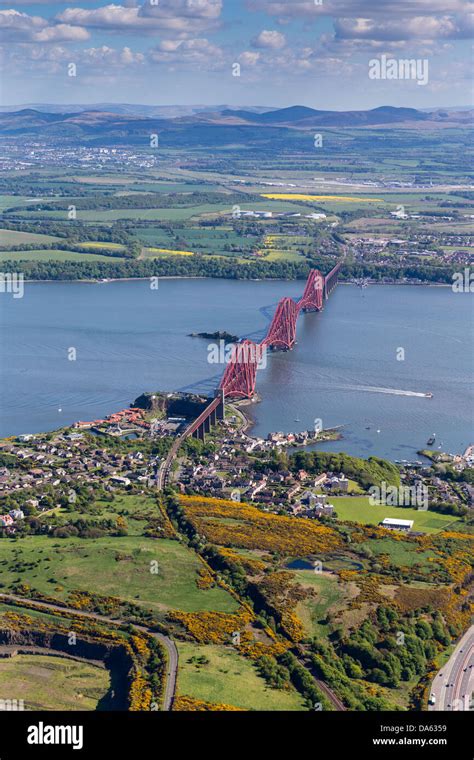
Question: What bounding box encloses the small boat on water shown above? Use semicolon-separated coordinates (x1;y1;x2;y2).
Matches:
427;434;436;445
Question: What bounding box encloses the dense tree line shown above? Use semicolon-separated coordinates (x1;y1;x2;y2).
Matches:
278;650;334;711
290;451;400;489
4;256;314;281
7;191;260;213
0;242;135;258
0;219;134;245
306;606;454;710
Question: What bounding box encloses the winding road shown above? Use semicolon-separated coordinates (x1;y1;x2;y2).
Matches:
0;593;178;711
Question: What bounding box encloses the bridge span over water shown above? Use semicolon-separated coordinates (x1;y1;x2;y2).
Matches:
159;263;341;449
218;262;341;400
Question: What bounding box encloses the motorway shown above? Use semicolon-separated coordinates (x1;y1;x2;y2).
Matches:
429;625;474;711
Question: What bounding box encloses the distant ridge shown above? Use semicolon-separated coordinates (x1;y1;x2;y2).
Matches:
0;104;471;141
0;103;273;118
221;105;430;126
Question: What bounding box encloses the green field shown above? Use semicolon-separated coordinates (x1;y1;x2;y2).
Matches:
0;195;36;211
293;572;345;637
0;601;85;628
263;247;305;262
72;178;217;192
7;200;313;223
7;205;232;222
359;538;436;569
0;535;238;614
331;496;459;533
130;182;220;193
176;642;306;711
0;250;126;262
57;493;166;538
0;654;110;710
134;225;259;253
0;228;61;246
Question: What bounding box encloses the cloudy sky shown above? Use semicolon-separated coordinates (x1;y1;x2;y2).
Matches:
0;0;472;108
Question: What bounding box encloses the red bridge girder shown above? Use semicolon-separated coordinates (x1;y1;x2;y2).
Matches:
324;261;342;299
262;296;300;351
218;265;340;399
298;268;324;312
219;339;262;399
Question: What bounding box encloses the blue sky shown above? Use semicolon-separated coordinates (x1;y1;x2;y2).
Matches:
0;0;472;108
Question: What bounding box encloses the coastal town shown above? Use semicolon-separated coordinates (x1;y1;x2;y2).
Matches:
1;394;472;536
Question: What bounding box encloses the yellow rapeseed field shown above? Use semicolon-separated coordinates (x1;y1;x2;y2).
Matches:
146;247;194;256
80;242;124;249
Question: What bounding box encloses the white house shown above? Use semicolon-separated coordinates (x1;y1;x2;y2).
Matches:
9;509;24;520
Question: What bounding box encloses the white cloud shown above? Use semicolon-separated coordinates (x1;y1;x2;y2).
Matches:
35;23;90;41
1;41;144;74
0;9;89;41
56;6;142;30
248;0;471;18
82;43;144;64
57;0;222;35
238;50;261;66
335;14;474;41
246;1;473;55
149;37;224;67
252;29;286;49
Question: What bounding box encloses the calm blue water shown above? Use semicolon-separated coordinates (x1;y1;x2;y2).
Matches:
0;279;472;460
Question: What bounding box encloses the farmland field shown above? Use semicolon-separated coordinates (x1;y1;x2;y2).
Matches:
141;247;194;258
292;572;346;637
0;228;61;246
134;225;259;253
0;249;126;262
331;497;460;533
0;535;238;614
359;538;437;568
0;654;110;710
176;642;306;711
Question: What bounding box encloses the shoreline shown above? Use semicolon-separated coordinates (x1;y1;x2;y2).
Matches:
21;277;453;288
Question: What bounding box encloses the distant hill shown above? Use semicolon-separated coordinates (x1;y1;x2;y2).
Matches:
221;105;438;127
0;103;273;118
0;105;471;143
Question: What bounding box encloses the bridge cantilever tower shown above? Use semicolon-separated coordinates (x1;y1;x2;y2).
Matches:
262;297;300;351
219;340;263;399
218;263;342;400
299;268;325;312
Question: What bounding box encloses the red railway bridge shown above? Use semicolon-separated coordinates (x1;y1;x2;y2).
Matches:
219;262;341;400
186;391;225;441
169;263;342;444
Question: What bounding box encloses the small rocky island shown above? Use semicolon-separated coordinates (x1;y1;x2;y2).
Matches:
188;330;239;343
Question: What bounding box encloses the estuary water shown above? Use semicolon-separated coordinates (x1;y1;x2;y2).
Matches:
0;279;472;461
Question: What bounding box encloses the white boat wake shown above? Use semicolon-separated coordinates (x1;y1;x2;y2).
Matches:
344;385;432;398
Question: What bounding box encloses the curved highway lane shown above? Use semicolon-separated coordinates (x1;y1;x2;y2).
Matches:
429;626;474;711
